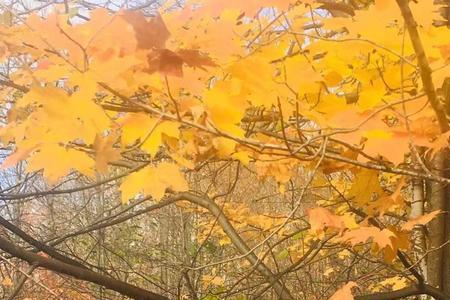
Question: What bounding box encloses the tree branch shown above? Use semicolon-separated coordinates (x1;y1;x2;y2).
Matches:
0;216;86;269
0;236;168;300
178;192;295;300
395;0;449;132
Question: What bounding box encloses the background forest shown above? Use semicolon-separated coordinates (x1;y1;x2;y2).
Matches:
0;0;449;299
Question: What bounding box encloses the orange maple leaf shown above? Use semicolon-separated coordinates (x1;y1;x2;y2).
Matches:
329;281;357;300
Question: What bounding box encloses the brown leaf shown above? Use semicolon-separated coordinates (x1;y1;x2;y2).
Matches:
148;49;184;77
176;49;217;70
121;11;170;50
147;49;217;77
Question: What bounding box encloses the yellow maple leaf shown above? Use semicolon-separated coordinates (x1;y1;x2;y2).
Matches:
375;276;408;292
93;133;122;173
212;137;236;158
203;80;246;137
348;169;385;208
121;113;179;156
120;162;188;204
231;151;251;166
26;145;95;184
357;81;386;111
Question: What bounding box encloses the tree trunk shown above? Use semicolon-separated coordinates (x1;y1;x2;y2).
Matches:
443;152;450;296
411;176;427;285
426;150;449;293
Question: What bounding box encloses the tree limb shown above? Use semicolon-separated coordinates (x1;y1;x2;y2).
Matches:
0;216;87;269
395;0;449;132
0;236;168;300
178;191;295;300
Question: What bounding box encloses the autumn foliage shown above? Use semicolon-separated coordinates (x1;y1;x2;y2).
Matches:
0;0;449;299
